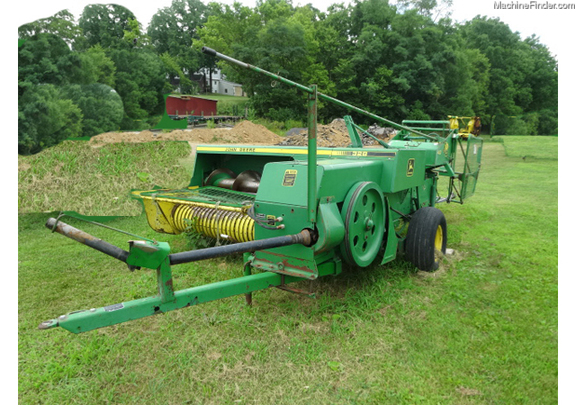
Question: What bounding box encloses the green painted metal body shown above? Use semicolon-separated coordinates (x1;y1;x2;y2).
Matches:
40;48;482;333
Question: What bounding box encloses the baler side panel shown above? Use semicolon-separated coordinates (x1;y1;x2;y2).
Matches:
379;149;428;193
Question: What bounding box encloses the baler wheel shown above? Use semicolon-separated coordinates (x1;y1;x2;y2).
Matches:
405;207;447;271
340;181;385;267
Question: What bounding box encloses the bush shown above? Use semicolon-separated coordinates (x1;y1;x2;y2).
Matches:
536;109;558;135
18;84;83;155
62;83;124;137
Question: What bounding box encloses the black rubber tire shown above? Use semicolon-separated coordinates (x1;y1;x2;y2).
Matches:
405;207;447;272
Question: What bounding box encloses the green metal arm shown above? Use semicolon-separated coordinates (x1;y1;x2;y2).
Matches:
39;270;300;334
40;219;314;333
344;116;391;149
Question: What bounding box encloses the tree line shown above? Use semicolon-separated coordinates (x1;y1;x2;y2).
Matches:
18;0;558;154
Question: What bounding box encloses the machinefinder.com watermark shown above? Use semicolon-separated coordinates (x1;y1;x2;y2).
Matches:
495;1;575;8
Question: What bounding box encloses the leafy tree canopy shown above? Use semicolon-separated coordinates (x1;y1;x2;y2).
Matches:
62;83;124;137
77;4;142;50
18;84;83;154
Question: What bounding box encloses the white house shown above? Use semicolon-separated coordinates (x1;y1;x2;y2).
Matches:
199;68;246;96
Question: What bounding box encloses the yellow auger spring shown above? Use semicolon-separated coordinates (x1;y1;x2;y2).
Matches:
171;204;255;243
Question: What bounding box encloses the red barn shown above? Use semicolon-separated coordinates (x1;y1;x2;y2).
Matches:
165;95;218;117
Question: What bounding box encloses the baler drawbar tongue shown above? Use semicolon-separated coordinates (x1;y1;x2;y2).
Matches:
40;217;313;334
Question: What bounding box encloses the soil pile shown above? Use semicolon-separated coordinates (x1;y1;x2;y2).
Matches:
86;119;396;148
277;119;396;147
364;124;397;145
277;119;351;147
88;120;283;145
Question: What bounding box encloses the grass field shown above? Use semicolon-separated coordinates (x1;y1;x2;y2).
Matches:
18;136;558;404
18;141;194;216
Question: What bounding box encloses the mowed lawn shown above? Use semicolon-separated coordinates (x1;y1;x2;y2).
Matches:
18;137;558;404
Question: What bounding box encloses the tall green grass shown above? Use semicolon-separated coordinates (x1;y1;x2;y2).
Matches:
18;137;557;404
18;141;193;216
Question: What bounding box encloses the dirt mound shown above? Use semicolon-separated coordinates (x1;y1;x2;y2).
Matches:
88;120;283;145
278;119;351;147
277;119;395;147
364;124;396;145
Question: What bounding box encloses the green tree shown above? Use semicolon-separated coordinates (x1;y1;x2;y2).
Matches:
109;49;166;122
249;16;308;120
18;10;82;47
521;35;558;134
460;16;527;134
76;44;117;87
18;33;82;89
62;83;124;137
197;1;261;93
18;84;82;154
77;4;140;50
147;0;210;93
198;0;334;120
159;52;193;92
395;0;453;21
438;47;489;116
18;33;85;153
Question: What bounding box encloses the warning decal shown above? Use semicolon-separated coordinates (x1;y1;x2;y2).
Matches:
407;159;415;177
283;170;297;186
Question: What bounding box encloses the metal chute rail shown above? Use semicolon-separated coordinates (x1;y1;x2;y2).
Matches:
40;48;483;333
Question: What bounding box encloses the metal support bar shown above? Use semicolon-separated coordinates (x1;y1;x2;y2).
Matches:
39;271;301;333
243;261;253;305
46;218;312;268
348;118;391;149
276;275;316;298
343;115;363;148
307;85;318;223
169;229;312;265
45;218;129;263
39;219;315;333
157;260;175;303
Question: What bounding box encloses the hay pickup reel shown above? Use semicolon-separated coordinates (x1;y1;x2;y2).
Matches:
39;47;482;334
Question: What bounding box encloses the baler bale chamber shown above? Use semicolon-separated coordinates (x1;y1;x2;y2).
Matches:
39;47;482;334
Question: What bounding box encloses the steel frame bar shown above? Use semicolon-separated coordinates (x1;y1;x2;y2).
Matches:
39;267;299;334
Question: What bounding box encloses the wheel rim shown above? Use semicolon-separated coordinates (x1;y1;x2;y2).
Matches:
434;225;443;252
341;182;385;267
432;224;445;269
